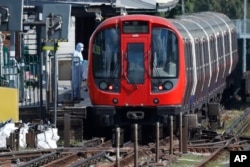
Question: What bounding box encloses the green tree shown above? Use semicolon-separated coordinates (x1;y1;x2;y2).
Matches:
168;0;245;19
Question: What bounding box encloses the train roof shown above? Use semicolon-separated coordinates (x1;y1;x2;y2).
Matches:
94;11;236;40
170;12;236;39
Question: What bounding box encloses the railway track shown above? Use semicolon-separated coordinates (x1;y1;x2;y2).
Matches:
1;107;250;166
194;107;250;167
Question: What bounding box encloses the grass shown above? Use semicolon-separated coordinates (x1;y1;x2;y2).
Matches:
169;151;230;167
169;153;208;167
204;152;229;167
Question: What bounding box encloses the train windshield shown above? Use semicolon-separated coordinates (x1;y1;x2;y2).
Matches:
152;28;178;78
92;28;120;78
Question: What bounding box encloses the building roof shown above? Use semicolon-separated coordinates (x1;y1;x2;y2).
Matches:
24;0;178;12
115;0;178;11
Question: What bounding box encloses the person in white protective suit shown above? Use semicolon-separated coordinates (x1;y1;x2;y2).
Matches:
72;42;84;101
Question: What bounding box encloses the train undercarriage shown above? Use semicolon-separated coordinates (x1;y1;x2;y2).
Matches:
84;101;223;143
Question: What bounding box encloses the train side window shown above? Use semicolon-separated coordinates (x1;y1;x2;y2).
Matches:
187;40;193;69
92;28;120;78
218;35;223;61
232;30;237;50
184;39;192;105
195;39;200;70
225;32;229;53
203;39;208;66
200;39;205;74
210;36;215;71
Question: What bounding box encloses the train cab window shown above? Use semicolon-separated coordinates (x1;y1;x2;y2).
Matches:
92;28;120;78
127;43;144;84
152;28;178;78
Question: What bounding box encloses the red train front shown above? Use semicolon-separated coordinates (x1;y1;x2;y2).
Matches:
86;12;238;139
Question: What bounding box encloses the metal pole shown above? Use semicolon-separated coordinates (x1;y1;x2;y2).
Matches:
36;25;44;120
19;33;25;102
64;113;71;147
155;122;159;163
183;116;188;153
45;50;50;118
35;6;45;121
53;41;58;127
116;127;120;167
10;32;15;58
134;124;138;167
243;0;247;73
170;116;173;155
179;112;183;153
181;0;185;15
0;32;4;77
10;32;16;88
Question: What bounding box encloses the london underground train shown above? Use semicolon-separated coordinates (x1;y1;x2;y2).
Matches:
85;12;238;139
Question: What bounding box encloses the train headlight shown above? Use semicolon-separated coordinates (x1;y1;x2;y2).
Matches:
99;81;114;91
158;85;163;90
99;81;108;90
108;85;113;90
163;81;173;90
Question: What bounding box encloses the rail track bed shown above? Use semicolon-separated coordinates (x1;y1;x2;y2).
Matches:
1;106;250;166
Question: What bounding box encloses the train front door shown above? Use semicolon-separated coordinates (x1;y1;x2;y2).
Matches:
121;37;150;105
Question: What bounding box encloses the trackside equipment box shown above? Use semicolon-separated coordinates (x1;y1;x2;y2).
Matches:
0;87;19;122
